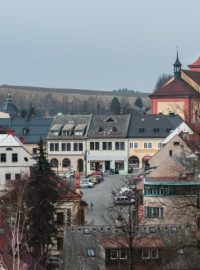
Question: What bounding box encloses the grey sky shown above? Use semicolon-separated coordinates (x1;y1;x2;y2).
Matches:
0;0;199;92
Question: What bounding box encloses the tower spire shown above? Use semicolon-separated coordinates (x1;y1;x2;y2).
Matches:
173;51;182;79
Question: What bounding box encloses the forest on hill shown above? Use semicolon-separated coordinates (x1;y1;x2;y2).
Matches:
0;85;150;117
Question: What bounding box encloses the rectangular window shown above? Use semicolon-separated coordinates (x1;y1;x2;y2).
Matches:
134;143;138;148
50;143;59;151
90;142;94;150
115;142;120;150
5;174;11;180
130;143;133;148
87;249;95;257
95;142;99;150
102;142;106;150
55;143;59;151
142;249;150;259
57;212;64;226
119;250;127;259
62;143;66;151
79;143;83;151
1;154;6;163
15;174;21;180
115;161;124;170
158;142;162;149
67;143;71;151
115;142;125;150
144;143;152;149
108;142;112;150
57;237;63;251
102;142;112;150
111;250;118;260
173;141;180;146
74;143;83;151
74;143;78;151
50;143;54;151
142;249;158;260
151;249;158;259
144;207;164;218
12;153;18;162
90;142;99;150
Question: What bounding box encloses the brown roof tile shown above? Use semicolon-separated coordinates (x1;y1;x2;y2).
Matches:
150;78;199;98
182;69;200;85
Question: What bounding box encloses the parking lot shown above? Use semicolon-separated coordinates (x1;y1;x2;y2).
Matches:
82;174;127;225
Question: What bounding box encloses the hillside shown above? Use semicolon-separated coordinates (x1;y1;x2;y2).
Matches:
0;84;150;117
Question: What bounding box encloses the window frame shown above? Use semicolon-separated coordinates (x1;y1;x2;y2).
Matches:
0;153;6;162
12;153;18;163
119;250;127;260
111;249;118;260
87;249;95;257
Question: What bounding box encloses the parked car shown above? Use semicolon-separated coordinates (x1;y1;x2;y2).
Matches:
114;195;135;205
80;180;94;189
86;176;99;184
59;171;75;179
89;171;103;177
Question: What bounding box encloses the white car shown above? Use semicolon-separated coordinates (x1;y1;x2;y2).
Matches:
59;171;75;179
80;180;94;188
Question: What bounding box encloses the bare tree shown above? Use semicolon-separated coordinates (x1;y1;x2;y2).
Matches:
0;179;29;270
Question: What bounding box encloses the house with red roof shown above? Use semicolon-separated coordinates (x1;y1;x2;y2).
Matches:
150;54;200;124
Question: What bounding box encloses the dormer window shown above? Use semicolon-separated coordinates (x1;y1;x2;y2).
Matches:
167;128;172;133
153;128;160;133
74;124;87;136
62;124;75;136
23;127;29;135
50;124;62;136
139;128;145;133
105;117;114;122
112;126;118;132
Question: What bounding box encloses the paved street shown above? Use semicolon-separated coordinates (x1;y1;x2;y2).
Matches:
81;174;127;225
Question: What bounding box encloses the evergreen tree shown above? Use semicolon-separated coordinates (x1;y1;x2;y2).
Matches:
110;97;121;114
134;97;143;109
154;73;173;91
25;138;59;265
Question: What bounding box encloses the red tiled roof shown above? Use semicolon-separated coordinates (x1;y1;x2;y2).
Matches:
101;235;164;249
57;180;82;201
150;78;199;98
134;235;164;248
188;57;200;68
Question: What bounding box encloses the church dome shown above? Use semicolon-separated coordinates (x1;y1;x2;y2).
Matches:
2;93;18;117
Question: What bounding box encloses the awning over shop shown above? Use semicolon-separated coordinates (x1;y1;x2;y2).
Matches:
142;155;152;161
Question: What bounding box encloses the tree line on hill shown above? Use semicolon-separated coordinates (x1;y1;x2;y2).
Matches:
0;91;150;118
0;74;172;118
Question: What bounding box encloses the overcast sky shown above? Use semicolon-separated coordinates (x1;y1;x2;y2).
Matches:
0;0;199;93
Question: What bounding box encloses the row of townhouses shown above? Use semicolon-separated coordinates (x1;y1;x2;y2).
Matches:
0;113;188;180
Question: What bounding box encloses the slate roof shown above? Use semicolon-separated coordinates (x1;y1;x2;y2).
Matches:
63;225;198;270
149;77;199;98
182;69;200;86
0;118;53;144
48;115;92;139
87;115;131;138
63;226;107;270
128;114;183;138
